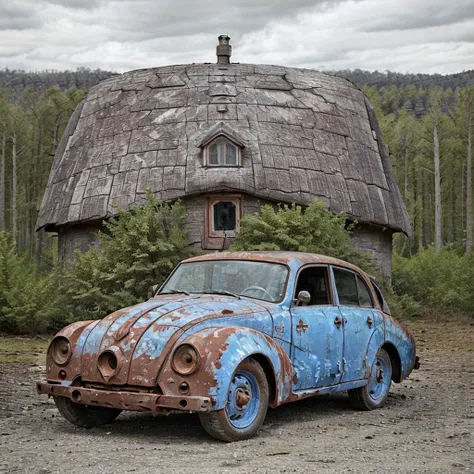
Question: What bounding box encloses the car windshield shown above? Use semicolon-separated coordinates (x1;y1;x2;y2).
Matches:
160;260;289;303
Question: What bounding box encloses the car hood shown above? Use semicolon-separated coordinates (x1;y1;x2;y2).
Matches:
79;294;273;386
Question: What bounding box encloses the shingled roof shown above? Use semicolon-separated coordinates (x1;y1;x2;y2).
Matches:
37;50;411;235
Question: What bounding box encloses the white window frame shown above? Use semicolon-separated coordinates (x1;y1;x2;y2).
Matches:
204;136;241;167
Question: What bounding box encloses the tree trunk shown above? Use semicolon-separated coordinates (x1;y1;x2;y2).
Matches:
0;130;5;231
466;113;473;254
11;133;17;242
404;140;408;199
433;122;442;251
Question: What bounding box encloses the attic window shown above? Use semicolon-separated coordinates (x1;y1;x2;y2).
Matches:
205;137;241;167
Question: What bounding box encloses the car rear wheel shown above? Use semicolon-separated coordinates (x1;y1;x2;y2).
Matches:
54;396;122;428
348;348;392;410
199;358;269;442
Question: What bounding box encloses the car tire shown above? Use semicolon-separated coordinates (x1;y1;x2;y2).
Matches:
54;396;122;428
348;348;392;410
199;358;269;442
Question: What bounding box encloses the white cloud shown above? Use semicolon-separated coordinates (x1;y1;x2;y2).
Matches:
0;0;472;74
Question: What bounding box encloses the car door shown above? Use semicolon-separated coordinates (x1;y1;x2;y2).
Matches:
290;265;344;391
332;267;381;382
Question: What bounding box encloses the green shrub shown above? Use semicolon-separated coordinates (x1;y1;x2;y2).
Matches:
382;289;422;320
392;247;474;317
232;201;373;272
64;191;197;321
0;232;62;334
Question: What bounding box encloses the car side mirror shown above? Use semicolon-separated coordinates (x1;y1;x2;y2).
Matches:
152;284;159;296
296;290;311;306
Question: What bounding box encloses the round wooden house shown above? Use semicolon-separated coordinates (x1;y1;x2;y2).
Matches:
36;36;410;279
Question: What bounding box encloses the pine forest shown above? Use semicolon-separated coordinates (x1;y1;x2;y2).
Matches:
0;68;473;333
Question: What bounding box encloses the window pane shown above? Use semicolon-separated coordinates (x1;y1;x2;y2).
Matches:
209;144;219;164
213;201;236;231
160;260;288;302
225;143;237;165
356;276;373;307
334;269;359;306
295;267;330;305
371;279;388;312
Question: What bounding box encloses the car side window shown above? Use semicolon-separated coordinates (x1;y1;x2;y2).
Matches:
333;268;359;306
371;279;389;312
295;266;330;305
356;275;374;308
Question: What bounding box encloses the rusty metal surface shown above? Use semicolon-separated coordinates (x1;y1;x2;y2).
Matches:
36;382;211;413
38;251;417;427
182;251;366;275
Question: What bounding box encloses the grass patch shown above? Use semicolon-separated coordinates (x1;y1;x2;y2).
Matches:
0;336;50;363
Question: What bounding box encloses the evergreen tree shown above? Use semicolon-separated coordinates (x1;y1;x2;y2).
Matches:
64;191;197;320
232;202;372;272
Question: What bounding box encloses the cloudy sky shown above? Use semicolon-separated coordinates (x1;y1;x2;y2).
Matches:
1;0;473;74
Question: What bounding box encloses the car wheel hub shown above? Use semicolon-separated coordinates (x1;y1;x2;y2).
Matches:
368;357;391;402
226;370;260;429
235;387;251;409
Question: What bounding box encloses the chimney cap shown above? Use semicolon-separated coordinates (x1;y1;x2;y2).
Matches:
216;35;232;64
218;34;231;44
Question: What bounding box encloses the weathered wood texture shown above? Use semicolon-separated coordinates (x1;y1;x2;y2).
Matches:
57;194;394;281
351;224;393;282
36;63;411;235
57;222;101;263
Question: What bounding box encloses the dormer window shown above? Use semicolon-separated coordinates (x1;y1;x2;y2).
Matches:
206;137;240;167
198;123;245;168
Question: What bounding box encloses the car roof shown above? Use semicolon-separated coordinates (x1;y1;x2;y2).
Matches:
182;251;367;275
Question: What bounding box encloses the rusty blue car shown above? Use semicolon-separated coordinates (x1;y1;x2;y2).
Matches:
37;252;418;441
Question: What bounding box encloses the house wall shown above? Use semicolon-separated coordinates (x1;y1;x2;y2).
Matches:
57;195;393;281
58;223;101;263
351;224;393;282
182;193;274;250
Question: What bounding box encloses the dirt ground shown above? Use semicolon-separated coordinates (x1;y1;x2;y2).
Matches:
0;317;472;474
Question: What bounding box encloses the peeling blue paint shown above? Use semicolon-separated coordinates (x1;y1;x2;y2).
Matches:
207;328;286;410
290;306;343;390
384;316;416;378
132;326;180;360
59;253;416;415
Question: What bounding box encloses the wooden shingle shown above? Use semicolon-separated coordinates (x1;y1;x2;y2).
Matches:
36;63;411;236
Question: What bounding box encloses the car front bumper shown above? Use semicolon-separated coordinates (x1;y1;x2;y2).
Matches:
36;382;212;414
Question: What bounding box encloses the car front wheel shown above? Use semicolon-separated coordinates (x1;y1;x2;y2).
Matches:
199;358;269;442
348;348;392;410
54;396;122;428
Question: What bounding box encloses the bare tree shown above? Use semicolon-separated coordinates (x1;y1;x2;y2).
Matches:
10;131;27;244
453;87;474;254
467;112;473;254
0;92;7;232
429;89;444;251
0;129;5;232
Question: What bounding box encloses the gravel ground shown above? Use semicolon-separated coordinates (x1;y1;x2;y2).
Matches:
0;317;472;474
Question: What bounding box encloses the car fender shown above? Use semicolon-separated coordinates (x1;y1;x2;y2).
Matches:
46;319;98;383
365;326;385;378
384;316;417;380
161;326;293;410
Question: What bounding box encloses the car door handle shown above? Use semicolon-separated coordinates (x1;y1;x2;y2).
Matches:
296;319;309;334
367;316;373;328
334;317;342;328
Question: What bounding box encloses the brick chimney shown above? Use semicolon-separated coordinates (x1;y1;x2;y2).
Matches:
216;35;231;65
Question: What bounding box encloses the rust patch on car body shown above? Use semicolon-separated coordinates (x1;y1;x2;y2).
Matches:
38;251;417;434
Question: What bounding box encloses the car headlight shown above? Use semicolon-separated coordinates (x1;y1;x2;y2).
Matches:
50;336;72;366
172;344;200;375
